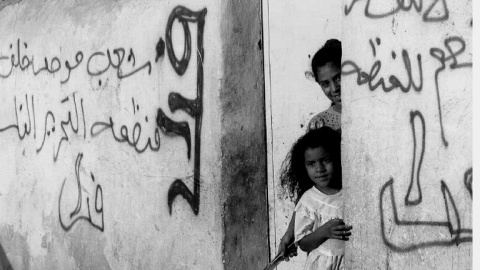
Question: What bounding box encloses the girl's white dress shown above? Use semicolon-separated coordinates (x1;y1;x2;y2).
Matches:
294;187;344;270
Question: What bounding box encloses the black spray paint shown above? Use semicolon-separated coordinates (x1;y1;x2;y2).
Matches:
156;6;207;215
379;111;472;252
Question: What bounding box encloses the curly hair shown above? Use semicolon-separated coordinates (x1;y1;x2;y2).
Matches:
311;39;342;82
280;127;341;203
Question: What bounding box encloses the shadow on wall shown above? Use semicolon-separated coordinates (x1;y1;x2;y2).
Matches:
0;0;22;13
0;243;12;270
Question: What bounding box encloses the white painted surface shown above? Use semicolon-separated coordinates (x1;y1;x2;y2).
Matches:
265;0;472;269
342;0;472;269
263;0;343;269
0;1;224;269
472;2;480;270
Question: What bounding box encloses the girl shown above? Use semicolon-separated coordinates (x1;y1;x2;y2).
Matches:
281;127;351;269
308;39;342;132
277;39;344;260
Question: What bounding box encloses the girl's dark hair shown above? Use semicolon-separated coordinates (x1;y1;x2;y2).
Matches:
280;127;341;202
311;39;342;82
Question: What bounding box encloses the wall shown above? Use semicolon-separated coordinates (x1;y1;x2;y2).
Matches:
262;0;343;269
220;0;269;269
342;0;472;269
0;0;267;269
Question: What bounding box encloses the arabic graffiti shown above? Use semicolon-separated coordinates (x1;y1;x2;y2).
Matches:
90;114;161;154
0;93;87;162
342;0;471;256
158;6;207;215
404;111;425;206
0;5;209;235
59;153;104;232
86;48;151;79
0;39;151;84
429;37;472;147
379;111;472;252
342;36;471;147
344;0;449;22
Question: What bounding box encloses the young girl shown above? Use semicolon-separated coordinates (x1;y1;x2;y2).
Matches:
280;127;351;270
308;39;342;132
276;39;344;261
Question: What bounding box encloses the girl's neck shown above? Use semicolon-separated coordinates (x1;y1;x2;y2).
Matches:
314;185;340;195
332;103;342;113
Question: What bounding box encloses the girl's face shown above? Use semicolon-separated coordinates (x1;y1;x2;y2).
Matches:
315;62;341;106
304;146;337;193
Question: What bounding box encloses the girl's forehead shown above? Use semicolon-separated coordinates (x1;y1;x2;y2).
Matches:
304;146;331;159
316;62;340;78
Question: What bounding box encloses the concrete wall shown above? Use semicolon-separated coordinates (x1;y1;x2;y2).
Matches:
0;0;267;269
220;1;269;269
342;0;472;269
262;0;343;269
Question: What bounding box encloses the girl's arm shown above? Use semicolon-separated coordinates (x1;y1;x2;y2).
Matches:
276;212;298;260
298;219;352;253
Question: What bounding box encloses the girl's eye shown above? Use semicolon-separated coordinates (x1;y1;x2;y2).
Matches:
320;82;329;88
323;158;331;163
335;76;341;82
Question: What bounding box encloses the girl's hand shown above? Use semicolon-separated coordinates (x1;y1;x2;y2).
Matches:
276;234;298;261
308;117;324;130
297;218;353;252
322;219;352;241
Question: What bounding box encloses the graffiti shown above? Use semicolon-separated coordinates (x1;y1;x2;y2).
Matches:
369;37;381;57
0;95;35;140
91;117;161;154
0;39;151;84
59;153;104;232
429;37;472;147
344;0;449;22
0;93;87;161
61;51;84;84
58;94;86;150
86;48;151;79
342;36;471;147
156;108;190;157
403;111;425;206
42;93;86;161
0;5;209;237
464;168;472;196
158;6;207;215
342;37;423;93
155;38;166;62
379;110;472;252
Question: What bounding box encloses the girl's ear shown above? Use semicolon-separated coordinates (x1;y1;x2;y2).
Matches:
305;71;316;82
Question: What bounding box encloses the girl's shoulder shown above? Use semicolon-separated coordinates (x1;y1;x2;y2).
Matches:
308;107;341;131
296;187;343;211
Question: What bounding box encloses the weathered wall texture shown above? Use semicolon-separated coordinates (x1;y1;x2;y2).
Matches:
0;0;267;269
220;0;269;269
342;0;472;269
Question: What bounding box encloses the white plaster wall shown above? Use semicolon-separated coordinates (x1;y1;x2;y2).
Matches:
263;0;342;269
342;0;472;269
0;1;224;269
